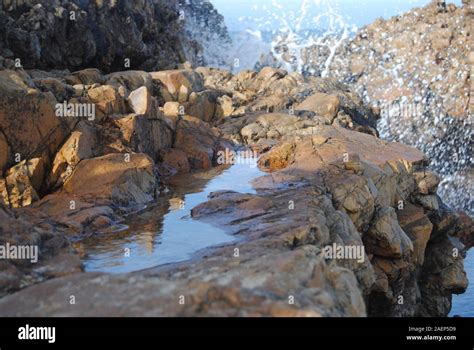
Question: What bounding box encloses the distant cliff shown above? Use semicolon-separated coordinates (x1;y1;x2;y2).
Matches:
0;0;231;72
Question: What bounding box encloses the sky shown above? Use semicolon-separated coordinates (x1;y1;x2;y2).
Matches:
210;0;463;31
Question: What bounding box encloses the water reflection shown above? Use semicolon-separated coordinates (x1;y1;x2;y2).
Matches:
79;158;264;273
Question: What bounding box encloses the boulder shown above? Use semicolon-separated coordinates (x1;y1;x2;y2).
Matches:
174;116;221;170
413;171;440;195
115;115;173;162
215;95;234;119
397;203;433;265
87;85;126;117
151;70;203;101
63;153;157;207
187;90;219;122
65;69;105;86
127;86;151;115
106;71;153;93
0;178;10;207
364;207;413;259
48;122;98;189
295;93;340;124
0;70;71;174
160;149;191;174
33;78;75;102
5;158;45;208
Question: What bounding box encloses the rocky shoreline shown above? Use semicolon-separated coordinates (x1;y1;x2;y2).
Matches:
0;0;472;317
0;61;471;316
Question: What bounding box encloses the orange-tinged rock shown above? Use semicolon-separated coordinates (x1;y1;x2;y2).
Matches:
63;153;157;207
151;69;203;101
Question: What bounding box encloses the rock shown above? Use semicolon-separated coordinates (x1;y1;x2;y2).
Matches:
415;194;440;211
162;102;182;131
65;69;104;86
258;141;296;172
160;149;191;175
151;70;204;101
325;0;472;214
364;207;413;258
63;153;157;207
215;95;234;119
115;115;173;162
396;203;433;265
174;116;222;170
106;71;153;93
178;85;190;103
163;102;182;118
418;236;468;316
48;122;97;189
127;86;151;115
0;1;229;72
187;90;220;122
0;178;10;207
451;212;474;250
0;131;9;173
87;85;126;117
413;171;441;194
33;78;75;102
5;158;45;208
295;93;341;124
0;70;71;176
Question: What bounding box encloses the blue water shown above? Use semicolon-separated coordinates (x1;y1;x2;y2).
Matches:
450;250;473;317
80;158;264;273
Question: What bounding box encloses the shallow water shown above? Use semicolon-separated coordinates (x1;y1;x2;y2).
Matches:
79;158;264;274
450;250;473;317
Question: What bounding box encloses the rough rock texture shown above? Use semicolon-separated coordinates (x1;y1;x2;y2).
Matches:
0;124;469;317
0;0;229;72
0;35;471;316
322;0;473;215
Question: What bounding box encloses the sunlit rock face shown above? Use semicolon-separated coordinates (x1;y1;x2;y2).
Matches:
322;1;473;215
213;0;472;215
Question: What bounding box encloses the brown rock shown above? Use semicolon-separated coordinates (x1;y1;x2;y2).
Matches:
115;115;173;162
160;149;191;175
174;116;221;170
151;70;203;101
87;85;126;117
48;122;97;189
0;178;10;207
0;131;9;173
63;153;157;207
187;90;219;122
0;70;71;175
106;71;153;93
295;93;340;123
364;207;413;258
5;158;45;208
397;203;433;265
215;95;234;119
413;171;440;194
66;69;104;86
